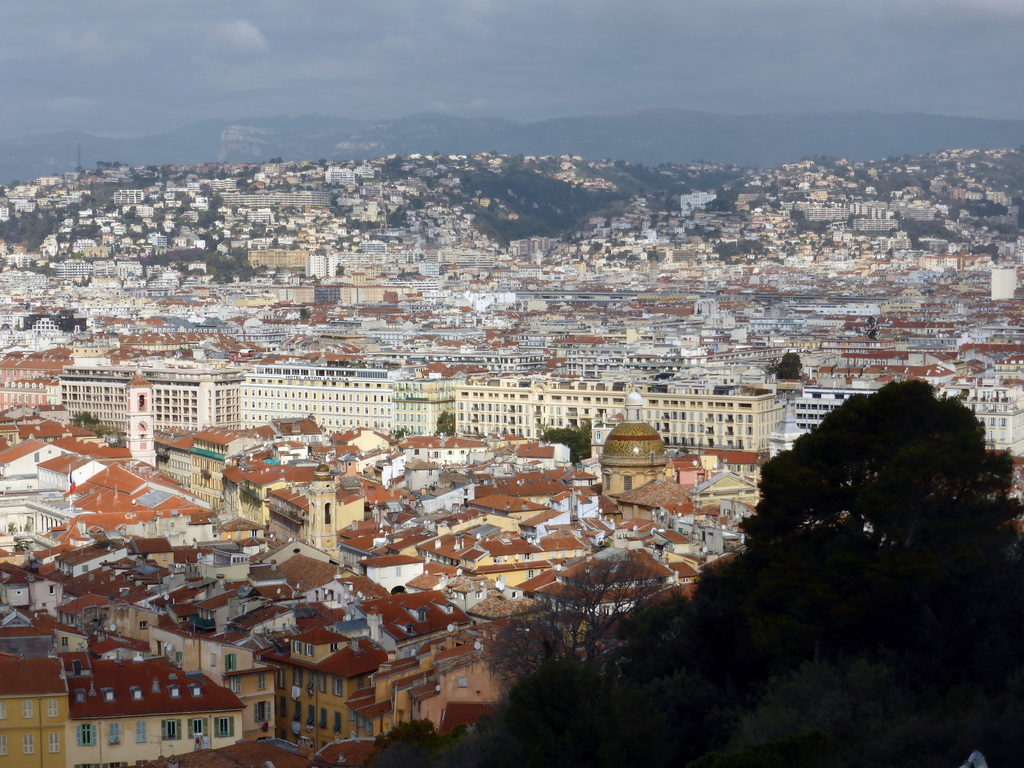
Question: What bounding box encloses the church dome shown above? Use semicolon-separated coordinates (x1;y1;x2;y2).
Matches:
602;420;666;459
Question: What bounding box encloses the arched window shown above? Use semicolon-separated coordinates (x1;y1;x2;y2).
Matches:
323;502;332;526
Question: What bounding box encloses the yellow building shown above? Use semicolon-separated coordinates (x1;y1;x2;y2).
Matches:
0;658;67;768
146;630;277;742
247;248;309;271
456;376;782;451
65;657;245;767
190;429;257;511
261;629;388;750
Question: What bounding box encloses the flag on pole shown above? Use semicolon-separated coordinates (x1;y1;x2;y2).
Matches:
68;469;76;494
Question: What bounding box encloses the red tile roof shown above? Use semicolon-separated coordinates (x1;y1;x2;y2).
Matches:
65;658;244;718
0;657;64;695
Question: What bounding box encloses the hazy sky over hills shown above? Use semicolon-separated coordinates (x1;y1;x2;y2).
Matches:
5;0;1024;140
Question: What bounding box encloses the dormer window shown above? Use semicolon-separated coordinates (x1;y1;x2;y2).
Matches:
74;689;86;703
168;685;180;698
130;687;143;700
189;684;201;697
102;688;114;702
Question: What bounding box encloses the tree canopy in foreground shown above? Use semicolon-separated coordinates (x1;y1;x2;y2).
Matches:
373;382;1024;768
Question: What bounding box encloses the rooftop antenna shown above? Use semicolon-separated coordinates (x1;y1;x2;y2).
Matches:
76;143;82;172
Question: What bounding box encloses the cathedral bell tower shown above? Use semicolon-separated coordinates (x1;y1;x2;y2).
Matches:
126;371;157;467
306;463;337;552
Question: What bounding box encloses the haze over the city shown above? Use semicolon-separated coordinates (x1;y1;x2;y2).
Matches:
5;0;1024;140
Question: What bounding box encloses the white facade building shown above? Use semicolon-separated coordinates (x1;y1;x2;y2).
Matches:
242;363;398;432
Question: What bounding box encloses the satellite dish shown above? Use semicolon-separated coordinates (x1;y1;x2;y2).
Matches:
473;640;482;651
435;684;441;692
446;623;455;633
108;624;116;633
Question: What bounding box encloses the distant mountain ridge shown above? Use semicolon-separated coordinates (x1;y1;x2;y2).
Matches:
4;109;1024;183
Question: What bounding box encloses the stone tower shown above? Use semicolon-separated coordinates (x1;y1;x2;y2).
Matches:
306;463;337;552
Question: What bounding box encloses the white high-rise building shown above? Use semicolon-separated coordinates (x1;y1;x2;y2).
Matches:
992;268;1017;301
306;251;340;280
325;166;357;185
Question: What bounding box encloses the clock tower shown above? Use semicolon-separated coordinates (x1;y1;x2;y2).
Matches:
126;370;156;467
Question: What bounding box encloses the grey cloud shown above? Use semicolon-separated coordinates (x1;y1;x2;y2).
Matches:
213;20;271;55
1;0;1024;141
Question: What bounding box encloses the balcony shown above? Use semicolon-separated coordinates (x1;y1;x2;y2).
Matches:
190;615;216;631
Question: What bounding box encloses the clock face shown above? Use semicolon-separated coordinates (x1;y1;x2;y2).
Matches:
139;421;148;433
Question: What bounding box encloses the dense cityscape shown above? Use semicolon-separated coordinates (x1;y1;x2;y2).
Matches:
0;144;1020;767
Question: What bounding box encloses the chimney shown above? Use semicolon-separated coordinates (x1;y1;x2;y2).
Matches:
366;611;382;642
152;677;160;694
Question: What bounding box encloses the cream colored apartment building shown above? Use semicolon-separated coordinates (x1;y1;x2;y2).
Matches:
455;377;783;452
60;363;245;431
242;362;397;432
392;376;459;436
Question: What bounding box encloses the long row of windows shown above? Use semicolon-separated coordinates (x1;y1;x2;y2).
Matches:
0;731;62;755
0;699;61;718
75;717;236;746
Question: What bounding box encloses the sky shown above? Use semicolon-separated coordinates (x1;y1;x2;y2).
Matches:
4;0;1024;140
